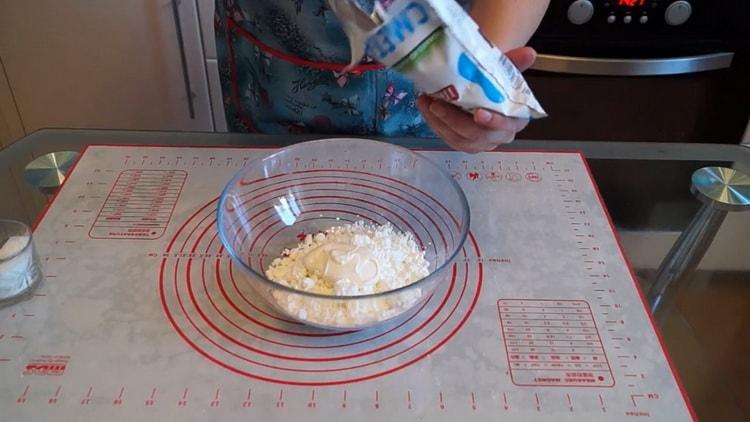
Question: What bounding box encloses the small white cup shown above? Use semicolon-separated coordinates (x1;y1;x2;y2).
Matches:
0;219;42;307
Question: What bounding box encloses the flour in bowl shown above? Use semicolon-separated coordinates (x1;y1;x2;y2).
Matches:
265;221;430;328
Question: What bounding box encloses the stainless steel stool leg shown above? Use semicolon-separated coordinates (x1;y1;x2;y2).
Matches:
647;167;750;319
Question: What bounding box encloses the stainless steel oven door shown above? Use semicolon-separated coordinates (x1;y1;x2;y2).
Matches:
532;52;733;76
522;53;750;143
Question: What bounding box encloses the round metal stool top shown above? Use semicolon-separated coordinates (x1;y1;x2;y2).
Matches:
691;167;750;212
24;151;80;192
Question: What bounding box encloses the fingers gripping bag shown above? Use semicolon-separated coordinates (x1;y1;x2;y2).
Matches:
328;0;547;120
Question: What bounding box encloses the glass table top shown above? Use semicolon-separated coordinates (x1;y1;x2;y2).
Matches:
2;129;749;421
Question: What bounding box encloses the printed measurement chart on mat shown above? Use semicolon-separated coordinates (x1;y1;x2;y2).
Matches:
0;145;694;421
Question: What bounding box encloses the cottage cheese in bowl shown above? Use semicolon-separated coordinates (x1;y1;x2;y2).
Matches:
266;221;430;327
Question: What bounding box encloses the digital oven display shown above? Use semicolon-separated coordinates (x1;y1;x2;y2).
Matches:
617;0;647;7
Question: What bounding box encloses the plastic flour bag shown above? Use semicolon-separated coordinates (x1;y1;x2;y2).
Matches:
328;0;547;119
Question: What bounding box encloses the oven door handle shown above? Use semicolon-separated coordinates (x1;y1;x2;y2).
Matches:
530;52;734;76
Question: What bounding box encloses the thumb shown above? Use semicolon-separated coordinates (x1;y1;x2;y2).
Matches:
504;47;537;72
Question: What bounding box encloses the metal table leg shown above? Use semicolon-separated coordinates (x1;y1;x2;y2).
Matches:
23;151;80;200
648;167;750;319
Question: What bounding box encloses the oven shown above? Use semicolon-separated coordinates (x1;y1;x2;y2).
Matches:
524;0;750;143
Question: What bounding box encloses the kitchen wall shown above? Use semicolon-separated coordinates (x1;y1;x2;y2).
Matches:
0;58;24;147
0;0;226;146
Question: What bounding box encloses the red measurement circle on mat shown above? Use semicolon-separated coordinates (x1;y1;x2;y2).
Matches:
158;170;483;386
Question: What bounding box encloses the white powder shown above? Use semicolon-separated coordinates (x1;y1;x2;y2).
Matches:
0;235;34;300
0;236;28;260
265;221;430;328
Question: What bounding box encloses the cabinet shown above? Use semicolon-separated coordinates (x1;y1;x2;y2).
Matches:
196;0;227;132
0;59;24;146
0;0;217;138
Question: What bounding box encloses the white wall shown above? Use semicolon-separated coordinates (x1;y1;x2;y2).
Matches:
0;0;214;135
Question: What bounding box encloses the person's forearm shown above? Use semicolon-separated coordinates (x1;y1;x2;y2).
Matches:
471;0;550;51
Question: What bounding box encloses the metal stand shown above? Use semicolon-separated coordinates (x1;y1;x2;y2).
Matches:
648;167;750;319
23;151;80;199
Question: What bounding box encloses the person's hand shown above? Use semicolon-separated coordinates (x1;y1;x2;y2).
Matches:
416;47;537;153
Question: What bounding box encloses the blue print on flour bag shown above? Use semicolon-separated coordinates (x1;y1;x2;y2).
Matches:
330;0;547;119
365;1;433;60
457;53;504;104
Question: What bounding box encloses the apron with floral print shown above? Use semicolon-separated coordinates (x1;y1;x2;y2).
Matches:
215;0;469;137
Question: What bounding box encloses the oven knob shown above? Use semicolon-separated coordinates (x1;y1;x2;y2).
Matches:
568;0;594;25
665;1;692;26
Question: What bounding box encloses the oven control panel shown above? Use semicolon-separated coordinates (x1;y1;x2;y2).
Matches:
566;1;694;26
528;0;750;53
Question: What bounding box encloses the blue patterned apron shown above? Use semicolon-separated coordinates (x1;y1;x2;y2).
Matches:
215;0;468;137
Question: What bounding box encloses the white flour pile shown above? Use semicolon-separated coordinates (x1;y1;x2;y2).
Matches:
265;221;429;328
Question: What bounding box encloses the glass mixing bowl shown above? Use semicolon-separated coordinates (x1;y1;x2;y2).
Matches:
217;138;469;330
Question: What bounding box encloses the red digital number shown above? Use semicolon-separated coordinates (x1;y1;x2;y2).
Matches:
618;0;646;6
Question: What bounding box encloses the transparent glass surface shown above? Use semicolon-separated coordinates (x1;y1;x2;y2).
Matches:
3;129;750;420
